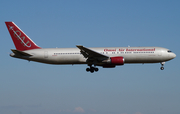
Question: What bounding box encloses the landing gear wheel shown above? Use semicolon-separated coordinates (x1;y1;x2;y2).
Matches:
160;67;164;70
90;68;94;73
94;68;99;72
86;68;90;72
86;64;99;73
160;62;165;70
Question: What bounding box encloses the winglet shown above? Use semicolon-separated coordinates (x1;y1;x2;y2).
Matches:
5;22;41;51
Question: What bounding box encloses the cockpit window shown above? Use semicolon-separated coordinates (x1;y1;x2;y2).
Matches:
167;50;172;52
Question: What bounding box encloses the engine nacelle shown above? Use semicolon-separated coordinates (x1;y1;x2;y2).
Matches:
102;56;124;68
110;56;124;65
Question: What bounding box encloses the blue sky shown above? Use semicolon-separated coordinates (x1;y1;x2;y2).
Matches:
0;0;180;114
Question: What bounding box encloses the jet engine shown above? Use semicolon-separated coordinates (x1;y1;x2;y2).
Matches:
110;56;124;65
102;56;124;68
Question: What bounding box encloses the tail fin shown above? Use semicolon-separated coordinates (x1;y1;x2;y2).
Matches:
5;22;41;51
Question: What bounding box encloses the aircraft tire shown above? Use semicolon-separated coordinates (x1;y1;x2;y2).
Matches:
90;69;94;73
94;68;99;72
86;68;90;72
160;67;164;70
90;67;94;73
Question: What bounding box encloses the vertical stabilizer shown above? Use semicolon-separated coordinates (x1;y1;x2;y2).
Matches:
5;22;41;51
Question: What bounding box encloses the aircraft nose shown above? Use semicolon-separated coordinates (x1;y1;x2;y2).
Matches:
167;52;176;60
172;53;176;58
170;53;176;59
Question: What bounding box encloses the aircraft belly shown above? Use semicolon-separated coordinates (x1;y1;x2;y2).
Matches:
46;55;86;64
57;56;81;64
124;54;162;63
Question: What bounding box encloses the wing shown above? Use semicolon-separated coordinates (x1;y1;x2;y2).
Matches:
76;45;109;59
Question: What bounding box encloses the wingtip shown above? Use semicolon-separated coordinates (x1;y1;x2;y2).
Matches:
76;45;83;47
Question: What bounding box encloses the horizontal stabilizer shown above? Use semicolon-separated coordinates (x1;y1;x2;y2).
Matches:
11;49;32;56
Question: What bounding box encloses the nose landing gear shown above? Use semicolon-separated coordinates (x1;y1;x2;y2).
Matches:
160;67;164;70
86;65;99;73
160;62;165;70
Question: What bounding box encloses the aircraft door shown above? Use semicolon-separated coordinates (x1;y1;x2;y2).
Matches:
44;51;48;58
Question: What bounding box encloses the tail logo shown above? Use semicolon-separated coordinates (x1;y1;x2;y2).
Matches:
8;25;31;48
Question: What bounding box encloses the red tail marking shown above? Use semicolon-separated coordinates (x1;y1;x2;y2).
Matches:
5;22;41;51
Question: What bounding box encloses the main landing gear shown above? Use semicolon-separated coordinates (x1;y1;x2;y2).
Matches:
160;62;165;70
86;65;99;73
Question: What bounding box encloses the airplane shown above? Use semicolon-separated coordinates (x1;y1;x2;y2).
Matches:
5;22;176;73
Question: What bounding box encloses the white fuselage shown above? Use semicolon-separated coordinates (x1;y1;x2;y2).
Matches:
11;47;176;66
